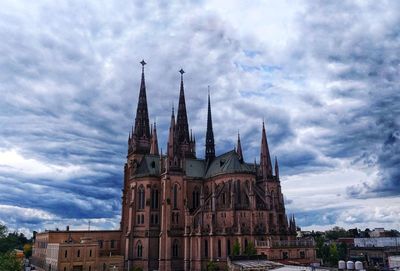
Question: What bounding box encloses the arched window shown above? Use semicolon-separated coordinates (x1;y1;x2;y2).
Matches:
218;239;222;258
151;187;159;209
236;181;241;204
137;241;143;258
138;185;145;209
77;249;80;257
192;186;200;209
172;239;179;258
173;184;178;209
227;239;231;256
64;250;67;258
204;239;209;258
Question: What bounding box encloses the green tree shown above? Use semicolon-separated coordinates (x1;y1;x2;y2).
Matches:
328;243;339;266
0;251;22;271
23;243;32;258
337;242;347;261
207;260;218;271
232;240;240;256
244;241;256;256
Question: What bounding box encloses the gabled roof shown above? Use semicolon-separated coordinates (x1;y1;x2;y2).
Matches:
185;158;206;178
135;155;160;177
205;150;255;178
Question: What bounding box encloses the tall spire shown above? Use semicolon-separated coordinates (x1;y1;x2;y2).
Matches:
275;156;279;180
260;121;273;178
167;106;176;158
131;60;151;154
205;87;215;161
176;69;190;144
236;131;243;162
150;122;159;155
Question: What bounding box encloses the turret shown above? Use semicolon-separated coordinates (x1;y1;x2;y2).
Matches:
260;121;273;179
205;88;215;162
150;122;159;155
237;132;243;162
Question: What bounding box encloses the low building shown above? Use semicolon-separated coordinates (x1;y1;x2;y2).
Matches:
31;228;124;271
389;255;400;270
349;237;400;268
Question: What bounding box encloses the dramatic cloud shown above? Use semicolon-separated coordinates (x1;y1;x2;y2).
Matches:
0;0;399;235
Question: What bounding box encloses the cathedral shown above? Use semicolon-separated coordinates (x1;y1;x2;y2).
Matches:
31;60;315;271
120;61;316;271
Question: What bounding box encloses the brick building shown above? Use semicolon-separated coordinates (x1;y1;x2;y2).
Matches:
32;61;316;271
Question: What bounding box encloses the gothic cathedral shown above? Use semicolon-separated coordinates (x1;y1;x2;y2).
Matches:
120;61;315;271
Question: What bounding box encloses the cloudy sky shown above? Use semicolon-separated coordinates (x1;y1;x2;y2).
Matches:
1;0;399;236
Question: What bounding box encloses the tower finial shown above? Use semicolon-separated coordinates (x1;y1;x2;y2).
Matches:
140;59;146;72
179;68;185;80
260;121;272;178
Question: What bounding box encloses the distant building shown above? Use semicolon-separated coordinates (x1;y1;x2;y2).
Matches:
32;61;316;271
349;237;400;268
31;229;123;271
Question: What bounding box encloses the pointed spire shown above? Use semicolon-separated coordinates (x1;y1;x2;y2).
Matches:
275;156;279;180
236;131;243;162
205;87;215;161
176;69;190;144
260;121;273;179
131;60;151;154
150;122;159;155
167;105;176;158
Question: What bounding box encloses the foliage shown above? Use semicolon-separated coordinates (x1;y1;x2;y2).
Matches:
0;251;22;271
232;240;240;256
23;243;32;258
244;241;256;256
207;260;218;271
0;222;31;256
328;243;339;266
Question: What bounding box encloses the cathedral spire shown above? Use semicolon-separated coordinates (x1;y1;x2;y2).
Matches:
275;156;279;180
150;122;159;155
205;87;215;161
176;69;190;144
167;106;176;158
260;121;273;179
236;131;243;162
131;60;151;154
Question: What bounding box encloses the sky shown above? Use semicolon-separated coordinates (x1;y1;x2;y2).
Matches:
0;0;399;237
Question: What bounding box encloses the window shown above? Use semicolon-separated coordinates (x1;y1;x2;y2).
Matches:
89;267;91;271
218;239;222;258
192;187;200;209
283;251;289;259
99;240;103;248
204;240;208;258
103;263;106;271
89;249;92;257
141;214;144;224
111;240;115;249
77;249;80;258
64;250;67;258
227;240;231;256
173;184;178;209
300;251;305;259
172;239;179;258
64;268;66;271
137;241;143;258
138;186;145;209
151;188;159;209
137;215;140;224
222;192;226;205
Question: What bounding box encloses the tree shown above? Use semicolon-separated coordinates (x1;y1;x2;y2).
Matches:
328;243;339;266
0;251;22;271
244;241;256;256
23;243;32;258
232;240;240;256
207;261;218;271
